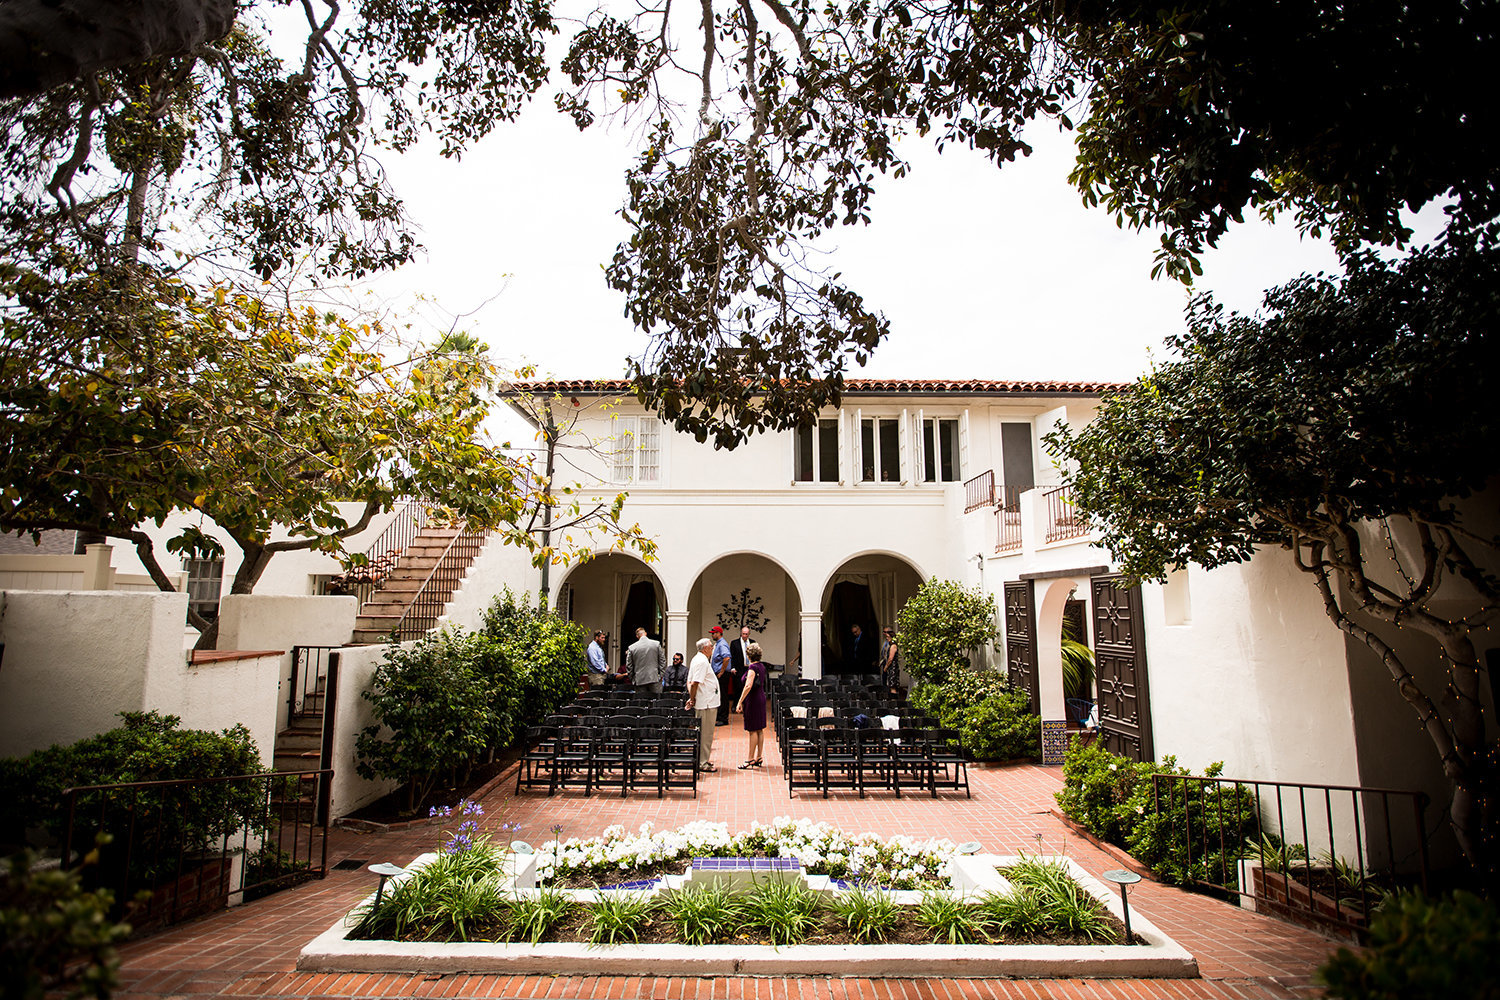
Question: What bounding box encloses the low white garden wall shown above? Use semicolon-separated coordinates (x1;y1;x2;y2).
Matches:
299;854;1197;979
0;591;277;763
327;641;400;818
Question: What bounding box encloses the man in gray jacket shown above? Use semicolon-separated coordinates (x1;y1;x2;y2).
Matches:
625;626;665;695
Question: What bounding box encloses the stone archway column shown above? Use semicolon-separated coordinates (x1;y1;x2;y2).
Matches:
665;610;691;665
799;611;823;680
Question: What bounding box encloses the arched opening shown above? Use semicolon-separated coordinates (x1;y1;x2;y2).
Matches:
820;554;923;676
685;553;801;668
557;553;665;672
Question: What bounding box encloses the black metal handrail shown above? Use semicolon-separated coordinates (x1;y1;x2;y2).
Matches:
326;500;432;607
61;768;332;931
1151;772;1429;938
389;522;485;642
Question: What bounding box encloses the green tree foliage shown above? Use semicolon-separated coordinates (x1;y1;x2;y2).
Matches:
480;587;590;722
355;630;504;815
1318;890;1500;1000
1046;230;1500;872
895;578;997;684
6;2;1490;444
0;275;647;648
0;849;132;1000
357;595;585;813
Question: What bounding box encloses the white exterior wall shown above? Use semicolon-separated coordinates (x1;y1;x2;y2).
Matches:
1138;552;1360;786
0;591;277;765
327;642;400;817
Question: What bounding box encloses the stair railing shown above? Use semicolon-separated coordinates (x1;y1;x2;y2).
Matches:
388;522;488;643
286;645;341;729
326;500;432;608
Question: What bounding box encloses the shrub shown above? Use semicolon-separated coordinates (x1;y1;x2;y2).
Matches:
0;712;265;869
355;630;498;814
1318;891;1500;1000
1;849;132;1000
911;670;1038;762
742;878;824;945
481;588;589;727
895;579;997;684
1055;741;1258;888
960;691;1041;762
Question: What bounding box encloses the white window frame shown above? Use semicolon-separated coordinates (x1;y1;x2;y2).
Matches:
792;417;841;483
858;414;904;483
919;414;965;483
610;415;662;484
185;556;225;622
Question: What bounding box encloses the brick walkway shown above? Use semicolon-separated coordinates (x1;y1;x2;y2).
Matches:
114;727;1340;999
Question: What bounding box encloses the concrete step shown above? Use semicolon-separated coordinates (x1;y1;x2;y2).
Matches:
276;731;323;753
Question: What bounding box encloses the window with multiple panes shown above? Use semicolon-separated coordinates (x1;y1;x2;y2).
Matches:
185;556;224;622
921;417;962;482
611;416;661;483
860;417;901;482
794;419;840;482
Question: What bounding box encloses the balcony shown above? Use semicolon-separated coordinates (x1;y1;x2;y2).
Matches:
1042;484;1090;543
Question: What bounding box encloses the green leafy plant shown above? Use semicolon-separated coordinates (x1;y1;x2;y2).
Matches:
911;671;1039;762
585;893;657;946
0;848;133;1000
0;712;266;887
979;887;1048;938
481;588;590;727
661;881;742;946
914;892;988;944
1056;742;1258;889
508;888;574;946
351;845;507;942
355;629;502;814
1003;857;1115;943
827;885;902;943
741;878;824;946
1318;891;1500;1000
895;579;998;684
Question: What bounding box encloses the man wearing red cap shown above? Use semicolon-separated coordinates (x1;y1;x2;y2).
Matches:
709;626;733;726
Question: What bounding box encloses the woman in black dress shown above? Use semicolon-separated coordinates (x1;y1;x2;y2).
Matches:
736;642;769;768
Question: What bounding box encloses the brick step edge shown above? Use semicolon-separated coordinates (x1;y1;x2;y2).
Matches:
1048;808;1155;881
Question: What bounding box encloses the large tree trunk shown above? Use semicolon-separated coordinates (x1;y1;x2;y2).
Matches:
0;0;236;99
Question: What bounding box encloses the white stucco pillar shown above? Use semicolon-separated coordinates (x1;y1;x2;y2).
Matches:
665;610;690;664
82;544;114;590
799;611;823;680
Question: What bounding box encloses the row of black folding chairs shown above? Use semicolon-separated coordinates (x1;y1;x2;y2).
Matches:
773;705;933;748
575;691;686;710
516;716;701;799
783;725;970;799
548;704;694;725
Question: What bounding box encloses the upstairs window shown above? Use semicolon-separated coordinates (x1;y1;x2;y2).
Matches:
922;417;962;482
860;417;901;482
612;416;661;483
794;419;839;482
185;556;224;622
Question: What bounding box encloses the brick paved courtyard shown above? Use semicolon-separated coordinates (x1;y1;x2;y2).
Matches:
112;727;1341;999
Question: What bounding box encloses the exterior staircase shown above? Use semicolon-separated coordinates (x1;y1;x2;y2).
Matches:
271;672;328;823
349;524;487;644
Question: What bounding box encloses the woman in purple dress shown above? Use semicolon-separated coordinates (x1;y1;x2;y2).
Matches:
735;642;769;768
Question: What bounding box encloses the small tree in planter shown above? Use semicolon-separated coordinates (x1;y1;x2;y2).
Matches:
896;579;998;684
355;630;500;815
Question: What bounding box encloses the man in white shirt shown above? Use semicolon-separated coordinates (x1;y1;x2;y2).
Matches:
685;637;721;772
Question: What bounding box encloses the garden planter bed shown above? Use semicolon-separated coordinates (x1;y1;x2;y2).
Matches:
299;853;1198;978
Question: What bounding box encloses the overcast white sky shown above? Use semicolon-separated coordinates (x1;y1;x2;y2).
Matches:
345;14;1443;389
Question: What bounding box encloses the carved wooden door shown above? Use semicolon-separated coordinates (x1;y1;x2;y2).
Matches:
1003;580;1038;714
1091;575;1154;762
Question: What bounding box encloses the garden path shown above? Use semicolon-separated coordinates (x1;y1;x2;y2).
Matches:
113;726;1339;999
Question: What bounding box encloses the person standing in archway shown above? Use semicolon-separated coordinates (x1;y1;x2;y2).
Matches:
736;642;769;768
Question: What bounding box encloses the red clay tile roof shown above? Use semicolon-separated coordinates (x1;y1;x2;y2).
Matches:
519;378;1124;396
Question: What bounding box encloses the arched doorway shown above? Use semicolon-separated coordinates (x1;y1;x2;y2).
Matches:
820;554;923;676
557;553;666;672
685;553;801;668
